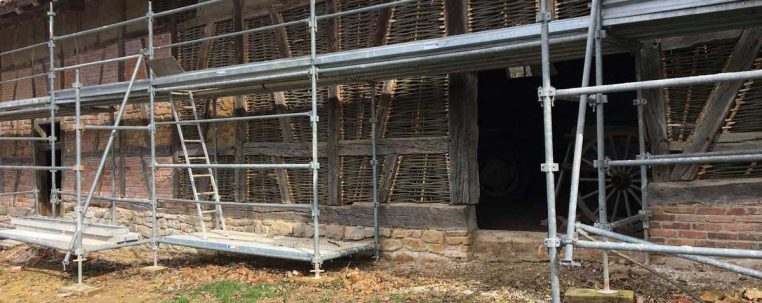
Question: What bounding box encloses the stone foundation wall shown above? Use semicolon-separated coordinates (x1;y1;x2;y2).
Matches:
59;204;473;261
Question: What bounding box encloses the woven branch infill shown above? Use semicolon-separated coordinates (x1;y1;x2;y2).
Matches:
469;0;537;33
387;0;445;45
208;19;238;68
177;25;204;71
246;16;279;63
245;93;283;143
245;155;282;203
286;157;328;204
723;54;762;133
340;82;379;141
388;153;451;203
555;0;589;20
286;88;329;143
281;4;329;57
384;75;449;138
341;155;384;205
662;38;737;142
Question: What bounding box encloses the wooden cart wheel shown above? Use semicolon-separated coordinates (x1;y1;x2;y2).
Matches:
574;131;643;226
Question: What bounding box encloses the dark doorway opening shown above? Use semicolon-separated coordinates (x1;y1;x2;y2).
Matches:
35;122;61;216
476;54;638;231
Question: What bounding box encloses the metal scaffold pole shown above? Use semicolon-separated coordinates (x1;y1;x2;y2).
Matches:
562;0;602;264
592;7;610;291
370;82;380;259
537;0;561;301
74;69;84;287
308;0;323;278
147;1;159;267
633;60;651;266
47;1;58;218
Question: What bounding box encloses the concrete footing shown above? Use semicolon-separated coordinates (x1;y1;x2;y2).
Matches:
564;288;635;303
58;284;102;297
140;265;168;273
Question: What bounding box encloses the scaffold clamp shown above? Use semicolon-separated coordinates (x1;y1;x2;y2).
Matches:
544;237;561;248
633;98;647;106
540;163;559;172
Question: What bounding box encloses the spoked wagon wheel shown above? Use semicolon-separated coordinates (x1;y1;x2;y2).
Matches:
574;130;643;227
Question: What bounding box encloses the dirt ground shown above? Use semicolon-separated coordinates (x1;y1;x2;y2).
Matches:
0;244;759;303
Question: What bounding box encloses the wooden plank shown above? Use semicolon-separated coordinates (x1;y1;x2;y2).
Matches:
649;177;762;205
378;153;399;204
325;0;341;206
445;0;479;205
636;41;670;181
221;202;472;231
670;28;762;181
228;137;449;158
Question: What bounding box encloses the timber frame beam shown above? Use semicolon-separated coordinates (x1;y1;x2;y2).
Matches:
670;28;762;180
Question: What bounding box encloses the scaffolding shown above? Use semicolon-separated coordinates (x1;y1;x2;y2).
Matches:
537;0;762;302
0;0;758;297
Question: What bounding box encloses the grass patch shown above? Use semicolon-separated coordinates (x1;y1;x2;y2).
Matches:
165;280;280;303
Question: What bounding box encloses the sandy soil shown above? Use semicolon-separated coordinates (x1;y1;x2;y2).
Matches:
0;244;759;303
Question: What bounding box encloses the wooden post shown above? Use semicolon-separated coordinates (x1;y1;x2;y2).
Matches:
445;0;479;205
232;0;244;64
636;41;670;181
326;0;342;206
671;28;762;180
269;6;297;204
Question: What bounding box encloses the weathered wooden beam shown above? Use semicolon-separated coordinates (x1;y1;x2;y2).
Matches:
649;177;762;206
445;0;479;205
670;28;762;181
324;0;342;206
636;41;670;181
196;22;216;70
232;0;245;65
234;96;246;203
268;6;296;205
206;137;450;158
218;202;472;231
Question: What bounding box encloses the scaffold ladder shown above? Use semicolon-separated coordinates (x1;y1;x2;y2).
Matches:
169;91;227;239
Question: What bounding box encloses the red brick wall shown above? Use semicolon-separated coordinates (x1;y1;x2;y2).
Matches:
650;204;762;250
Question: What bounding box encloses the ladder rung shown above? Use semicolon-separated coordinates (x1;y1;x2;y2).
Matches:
183;139;203;143
200;210;217;214
193;174;212;178
198;192;216;195
187;156;207;160
182;106;196;109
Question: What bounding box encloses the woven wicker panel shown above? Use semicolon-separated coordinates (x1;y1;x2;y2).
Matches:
555;0;589;19
386;0;445;45
281;4;329;57
286;88;329;143
341;156;384;204
663;39;736;142
723;53;762;133
469;0;537;33
337;0;382;50
245;155;283;203
215;155;236;201
388;153;451;203
207;19;237;68
286;157;327;204
177;25;204;71
340;82;379;140
699;162;762;180
384;75;449;138
246;16;279;63
697;51;762;179
245;93;283;143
